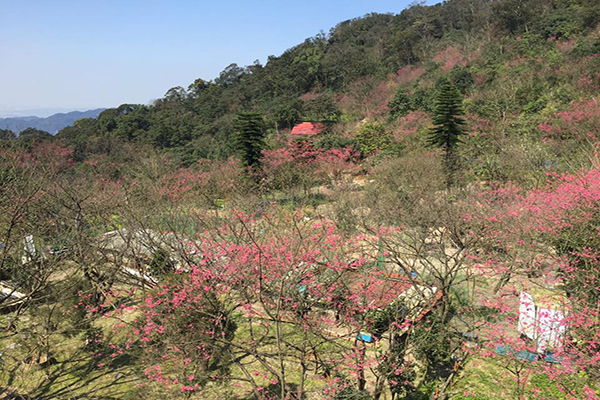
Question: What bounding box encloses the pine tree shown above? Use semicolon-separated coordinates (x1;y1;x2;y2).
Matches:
428;80;466;187
233;112;265;171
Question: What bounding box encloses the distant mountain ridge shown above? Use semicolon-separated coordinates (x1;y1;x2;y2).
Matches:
0;109;106;134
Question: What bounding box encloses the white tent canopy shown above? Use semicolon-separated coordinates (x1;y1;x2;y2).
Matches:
518;290;567;353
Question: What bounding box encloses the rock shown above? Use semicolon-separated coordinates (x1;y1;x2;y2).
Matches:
351;207;371;217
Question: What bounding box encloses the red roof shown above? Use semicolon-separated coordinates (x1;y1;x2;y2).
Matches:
290;122;325;136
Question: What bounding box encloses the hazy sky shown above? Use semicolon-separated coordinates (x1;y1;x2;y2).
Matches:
1;0;428;115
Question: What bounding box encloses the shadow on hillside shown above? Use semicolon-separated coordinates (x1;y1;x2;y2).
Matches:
28;346;140;400
0;387;30;399
241;382;304;400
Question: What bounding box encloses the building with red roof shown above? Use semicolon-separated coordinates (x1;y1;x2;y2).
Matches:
290;122;326;136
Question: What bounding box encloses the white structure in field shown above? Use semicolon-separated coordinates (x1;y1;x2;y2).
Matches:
21;235;37;264
518;289;567;353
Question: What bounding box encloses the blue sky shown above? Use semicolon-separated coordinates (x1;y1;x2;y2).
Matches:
0;0;431;115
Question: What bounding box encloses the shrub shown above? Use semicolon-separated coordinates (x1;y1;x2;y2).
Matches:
355;121;392;155
388;89;413;120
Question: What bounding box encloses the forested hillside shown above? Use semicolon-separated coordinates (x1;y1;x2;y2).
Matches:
47;0;600;173
1;0;600;399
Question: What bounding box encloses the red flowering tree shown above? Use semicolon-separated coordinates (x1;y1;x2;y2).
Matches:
101;206;468;399
538;97;600;161
462;165;600;398
262;140;357;195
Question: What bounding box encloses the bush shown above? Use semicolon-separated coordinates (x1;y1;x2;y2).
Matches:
355;121;392;155
449;66;475;94
571;35;600;57
148;249;176;278
412;313;454;367
315;132;356;150
409;87;435;112
388;89;413;120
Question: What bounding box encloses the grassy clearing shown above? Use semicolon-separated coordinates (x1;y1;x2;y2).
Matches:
0;313;141;399
450;355;599;400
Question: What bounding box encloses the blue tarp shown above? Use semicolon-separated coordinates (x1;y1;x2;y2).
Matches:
543;353;564;364
496;346;538;362
358;333;375;343
495;346;563;364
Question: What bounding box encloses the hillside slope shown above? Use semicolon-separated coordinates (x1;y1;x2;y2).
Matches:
53;0;600;179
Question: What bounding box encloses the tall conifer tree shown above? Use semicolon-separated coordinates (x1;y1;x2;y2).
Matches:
233;112;265;171
428;80;466;187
